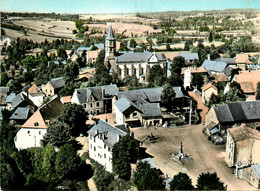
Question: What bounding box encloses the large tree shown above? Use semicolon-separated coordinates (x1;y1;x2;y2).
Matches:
170;172;194;190
55;144;81;180
112;135;139;180
191;73;204;90
148;65;167;86
196;172;224;190
161;83;176;111
171;56;185;75
133;161;164;190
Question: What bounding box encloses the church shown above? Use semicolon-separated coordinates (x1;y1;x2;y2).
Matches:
104;24;168;82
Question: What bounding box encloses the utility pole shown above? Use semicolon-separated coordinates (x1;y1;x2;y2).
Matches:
189;99;192;125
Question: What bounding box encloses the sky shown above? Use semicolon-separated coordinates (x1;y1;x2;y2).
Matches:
1;0;260;14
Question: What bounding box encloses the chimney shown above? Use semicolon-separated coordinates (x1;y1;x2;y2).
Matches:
117;134;121;141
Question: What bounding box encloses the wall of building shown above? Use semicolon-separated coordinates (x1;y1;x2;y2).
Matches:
88;134;113;172
42;83;55;96
205;107;219;127
226;131;236;166
252;140;260;164
14;128;47;150
203;88;218;103
29;94;44;107
142;116;162;127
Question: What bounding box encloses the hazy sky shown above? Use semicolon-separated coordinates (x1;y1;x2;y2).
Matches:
1;0;260;14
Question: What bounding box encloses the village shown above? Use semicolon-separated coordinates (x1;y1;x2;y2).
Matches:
1;8;260;191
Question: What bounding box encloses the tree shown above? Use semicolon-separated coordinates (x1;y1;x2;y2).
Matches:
123;75;140;90
133;161;164;190
55;144;81;180
191;73;204;90
112;135;139;180
207;93;221;107
161;83;176;110
166;44;171;51
7;79;23;93
171;56;185;74
148;65;166;86
208;31;213;42
1;73;9;86
170;172;194;190
210;50;220;60
21;56;39;71
196;172;224;190
129;39;137;48
44;104;88;147
256;82;260;100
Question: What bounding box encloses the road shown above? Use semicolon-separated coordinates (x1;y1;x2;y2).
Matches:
132;124;256;190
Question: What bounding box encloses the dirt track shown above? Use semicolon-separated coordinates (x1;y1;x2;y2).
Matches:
132;125;256;190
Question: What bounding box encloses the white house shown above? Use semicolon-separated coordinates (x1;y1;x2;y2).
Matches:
14;110;48;150
14;97;63;150
27;84;44;107
88;120;130;172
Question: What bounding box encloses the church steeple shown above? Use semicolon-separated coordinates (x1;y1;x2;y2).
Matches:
105;23;116;59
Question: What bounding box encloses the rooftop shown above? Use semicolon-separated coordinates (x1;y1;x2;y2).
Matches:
49;77;65;89
88;120;129;147
106;24;115;40
28;84;42;94
252;164;260;180
181;67;207;75
201;83;217;91
116;52;166;62
10;107;29;120
228;125;260;143
235;70;260;94
202;60;227;73
179;52;199;61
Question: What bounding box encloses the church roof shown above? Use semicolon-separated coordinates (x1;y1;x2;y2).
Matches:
116;52;166;62
106;24;115;40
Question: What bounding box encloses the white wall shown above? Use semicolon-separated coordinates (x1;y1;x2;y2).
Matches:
14;128;47;150
114;105;124;124
29;94;44;107
89;134;113;172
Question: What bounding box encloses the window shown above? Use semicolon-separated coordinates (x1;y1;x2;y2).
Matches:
97;109;100;114
39;131;41;135
90;144;92;149
133;112;138;118
90;103;93;108
90;110;93;115
34;122;39;126
96;102;100;107
104;154;106;159
104;144;106;149
84;103;87;108
94;146;96;151
90;135;92;140
28;131;30;134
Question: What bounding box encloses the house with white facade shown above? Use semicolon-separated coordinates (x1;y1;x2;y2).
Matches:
27;84;44;107
88;119;130;172
14;96;63;150
71;84;118;115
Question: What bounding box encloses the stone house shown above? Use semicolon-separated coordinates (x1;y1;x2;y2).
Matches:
236;54;253;70
71;84;118;115
5;93;16;110
226;125;260;188
88;119;130;172
113;86;184;127
42;77;65;97
14;96;63;150
201;83;218;103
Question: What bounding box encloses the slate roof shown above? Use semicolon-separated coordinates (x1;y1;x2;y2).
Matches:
0;87;9;94
223;66;233;77
214;104;234;123
88;120;129;147
74;84;118;104
115;97;140;113
252;164;260;180
139;158;157;168
6;93;16;103
216;57;236;64
106;24;115;40
179;53;199;61
10;107;29;120
93;43;104;49
116;52;166;62
202;60;227;73
118;86;184;103
139;103;162;117
12;93;26;108
77;47;91;52
49;77;65;89
213;101;260;124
